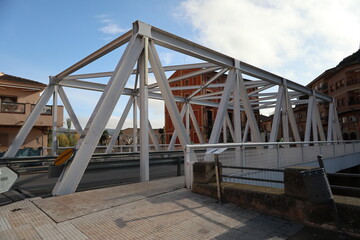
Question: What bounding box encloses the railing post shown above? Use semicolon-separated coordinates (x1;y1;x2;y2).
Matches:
214;154;222;204
276;143;280;167
301;143;304;162
177;156;181;176
184;146;191;188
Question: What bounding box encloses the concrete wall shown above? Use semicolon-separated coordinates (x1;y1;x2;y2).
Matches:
192;162;360;237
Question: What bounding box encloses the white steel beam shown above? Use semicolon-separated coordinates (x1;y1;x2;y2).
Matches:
63;63;217;81
105;96;133;154
188;68;228;99
52;35;144;196
269;86;284;143
233;77;242;143
186;103;190;137
133;96;138;152
243;120;249;143
55;30;132;80
168;104;187;150
223;121;227;143
281;91;289;143
58;86;83;134
139;37;149;181
333;103;342;140
225;113;235;141
327;102;334;141
188;104;205;144
148;41;191;148
313;100;326;141
52;86;59;156
283;81;301;142
3;85;55;158
237;69;261;142
148;66;220;89
304;96;314;143
208;69;235;143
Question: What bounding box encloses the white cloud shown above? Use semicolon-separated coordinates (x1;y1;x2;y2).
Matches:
178;0;360;84
159;52;175;66
97;15;125;35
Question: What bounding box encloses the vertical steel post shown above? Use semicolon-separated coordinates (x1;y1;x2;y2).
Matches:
52;85;58;156
327;102;334;142
304;96;314;145
133;97;138;152
214;154;222;204
139;37;149;182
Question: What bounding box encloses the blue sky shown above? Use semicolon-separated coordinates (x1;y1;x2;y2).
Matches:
1;0;359;129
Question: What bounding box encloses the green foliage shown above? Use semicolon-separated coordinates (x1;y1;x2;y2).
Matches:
99;130;110;146
57;133;70;147
69;133;80;146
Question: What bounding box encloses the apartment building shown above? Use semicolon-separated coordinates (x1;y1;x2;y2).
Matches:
295;49;360;140
0;73;63;153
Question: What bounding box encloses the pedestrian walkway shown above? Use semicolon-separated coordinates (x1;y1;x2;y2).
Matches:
0;177;302;239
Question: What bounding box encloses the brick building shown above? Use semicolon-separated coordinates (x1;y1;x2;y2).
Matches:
164;69;258;144
0;73;63;153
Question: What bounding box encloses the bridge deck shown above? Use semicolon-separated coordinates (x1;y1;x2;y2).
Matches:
0;177;303;239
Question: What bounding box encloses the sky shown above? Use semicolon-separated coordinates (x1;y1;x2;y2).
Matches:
1;0;359;129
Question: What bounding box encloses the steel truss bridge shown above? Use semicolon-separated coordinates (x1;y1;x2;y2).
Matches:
2;21;343;196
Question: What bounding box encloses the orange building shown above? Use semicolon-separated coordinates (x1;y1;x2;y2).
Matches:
0;73;63;153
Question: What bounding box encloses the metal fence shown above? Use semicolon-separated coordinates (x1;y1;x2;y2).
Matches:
184;140;360;188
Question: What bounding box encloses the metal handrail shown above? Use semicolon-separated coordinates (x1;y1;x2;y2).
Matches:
221;165;284;172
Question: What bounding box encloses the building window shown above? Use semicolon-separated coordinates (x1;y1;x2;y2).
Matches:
0;133;9;147
207;110;213;126
342;116;347;123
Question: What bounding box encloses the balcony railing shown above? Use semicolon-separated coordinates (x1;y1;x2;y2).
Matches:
0;102;53;115
31;104;52;115
0;102;25;113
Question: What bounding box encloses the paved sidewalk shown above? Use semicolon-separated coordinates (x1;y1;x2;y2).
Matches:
0;177;302;239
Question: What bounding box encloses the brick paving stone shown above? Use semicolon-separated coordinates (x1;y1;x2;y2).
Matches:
0;177;306;240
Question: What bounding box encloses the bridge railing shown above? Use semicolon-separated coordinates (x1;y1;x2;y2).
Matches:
184;140;360;188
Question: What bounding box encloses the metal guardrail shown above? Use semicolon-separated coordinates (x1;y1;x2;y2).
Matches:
184;140;360;188
221;165;285;184
0;151;185;174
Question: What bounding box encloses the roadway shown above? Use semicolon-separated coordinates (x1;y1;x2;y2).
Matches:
0;163;183;205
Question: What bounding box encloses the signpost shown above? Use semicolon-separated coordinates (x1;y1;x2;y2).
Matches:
206;148;227;204
0;167;19;194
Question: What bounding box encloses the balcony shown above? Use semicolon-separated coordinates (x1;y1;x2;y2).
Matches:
0;102;63;127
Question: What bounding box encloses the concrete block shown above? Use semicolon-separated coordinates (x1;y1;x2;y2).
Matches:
284;167;316;200
193;162;216;184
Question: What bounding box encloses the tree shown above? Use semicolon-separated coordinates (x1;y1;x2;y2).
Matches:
66;118;72;138
57;133;70;147
69;133;80;146
99;130;110;146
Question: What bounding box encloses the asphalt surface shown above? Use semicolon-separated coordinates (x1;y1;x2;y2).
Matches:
1;163;183;205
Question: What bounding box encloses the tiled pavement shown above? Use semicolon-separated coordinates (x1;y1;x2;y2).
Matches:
0;177;302;239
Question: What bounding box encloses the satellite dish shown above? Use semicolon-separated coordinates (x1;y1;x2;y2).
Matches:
0;167;19;193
